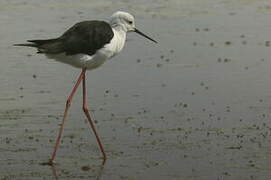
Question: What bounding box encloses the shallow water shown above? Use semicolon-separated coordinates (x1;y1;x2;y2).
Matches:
2;0;271;179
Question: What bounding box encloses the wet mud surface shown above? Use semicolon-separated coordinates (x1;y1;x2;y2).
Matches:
2;0;271;179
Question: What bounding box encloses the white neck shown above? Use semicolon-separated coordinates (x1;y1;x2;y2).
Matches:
110;23;128;32
108;27;126;56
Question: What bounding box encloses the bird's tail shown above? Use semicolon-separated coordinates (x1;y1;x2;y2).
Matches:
14;39;63;54
13;43;37;47
14;39;58;47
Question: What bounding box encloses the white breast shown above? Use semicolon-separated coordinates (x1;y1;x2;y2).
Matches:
96;28;126;59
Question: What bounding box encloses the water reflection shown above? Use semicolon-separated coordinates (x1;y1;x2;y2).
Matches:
49;160;106;180
96;161;106;180
50;165;58;180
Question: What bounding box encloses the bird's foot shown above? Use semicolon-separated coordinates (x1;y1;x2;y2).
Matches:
40;159;56;166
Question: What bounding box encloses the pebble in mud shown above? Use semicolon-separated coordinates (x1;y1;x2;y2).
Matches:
229;12;236;16
224;41;232;46
156;63;162;68
81;165;91;171
226;107;231;112
223;172;231;176
161;83;166;87
137;127;143;133
224;58;231;63
77;11;83;15
5;138;11;144
28;136;34;140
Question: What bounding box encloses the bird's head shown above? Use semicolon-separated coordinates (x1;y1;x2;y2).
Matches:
109;11;157;43
110;11;135;32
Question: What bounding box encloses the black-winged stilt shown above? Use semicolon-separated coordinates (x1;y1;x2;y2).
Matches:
14;11;157;165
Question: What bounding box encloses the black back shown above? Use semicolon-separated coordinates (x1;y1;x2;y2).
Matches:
20;21;114;56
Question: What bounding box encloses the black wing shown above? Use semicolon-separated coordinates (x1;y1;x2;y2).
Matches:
15;21;114;56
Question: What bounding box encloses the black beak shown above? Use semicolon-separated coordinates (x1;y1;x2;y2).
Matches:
134;28;157;43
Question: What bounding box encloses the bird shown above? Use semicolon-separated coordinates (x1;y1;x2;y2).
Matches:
14;11;157;165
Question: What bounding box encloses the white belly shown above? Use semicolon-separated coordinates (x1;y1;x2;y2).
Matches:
45;52;108;70
45;28;126;70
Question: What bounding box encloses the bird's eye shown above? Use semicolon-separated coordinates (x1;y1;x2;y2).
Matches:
128;21;133;24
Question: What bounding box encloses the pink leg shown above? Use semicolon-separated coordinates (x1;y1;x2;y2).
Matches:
82;71;107;164
49;68;86;164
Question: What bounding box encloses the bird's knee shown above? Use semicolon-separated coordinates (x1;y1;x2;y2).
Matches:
82;106;89;113
66;99;71;107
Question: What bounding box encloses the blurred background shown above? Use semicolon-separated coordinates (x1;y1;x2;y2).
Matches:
1;0;271;179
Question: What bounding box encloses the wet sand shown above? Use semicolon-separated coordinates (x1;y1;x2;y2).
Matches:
2;0;271;179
